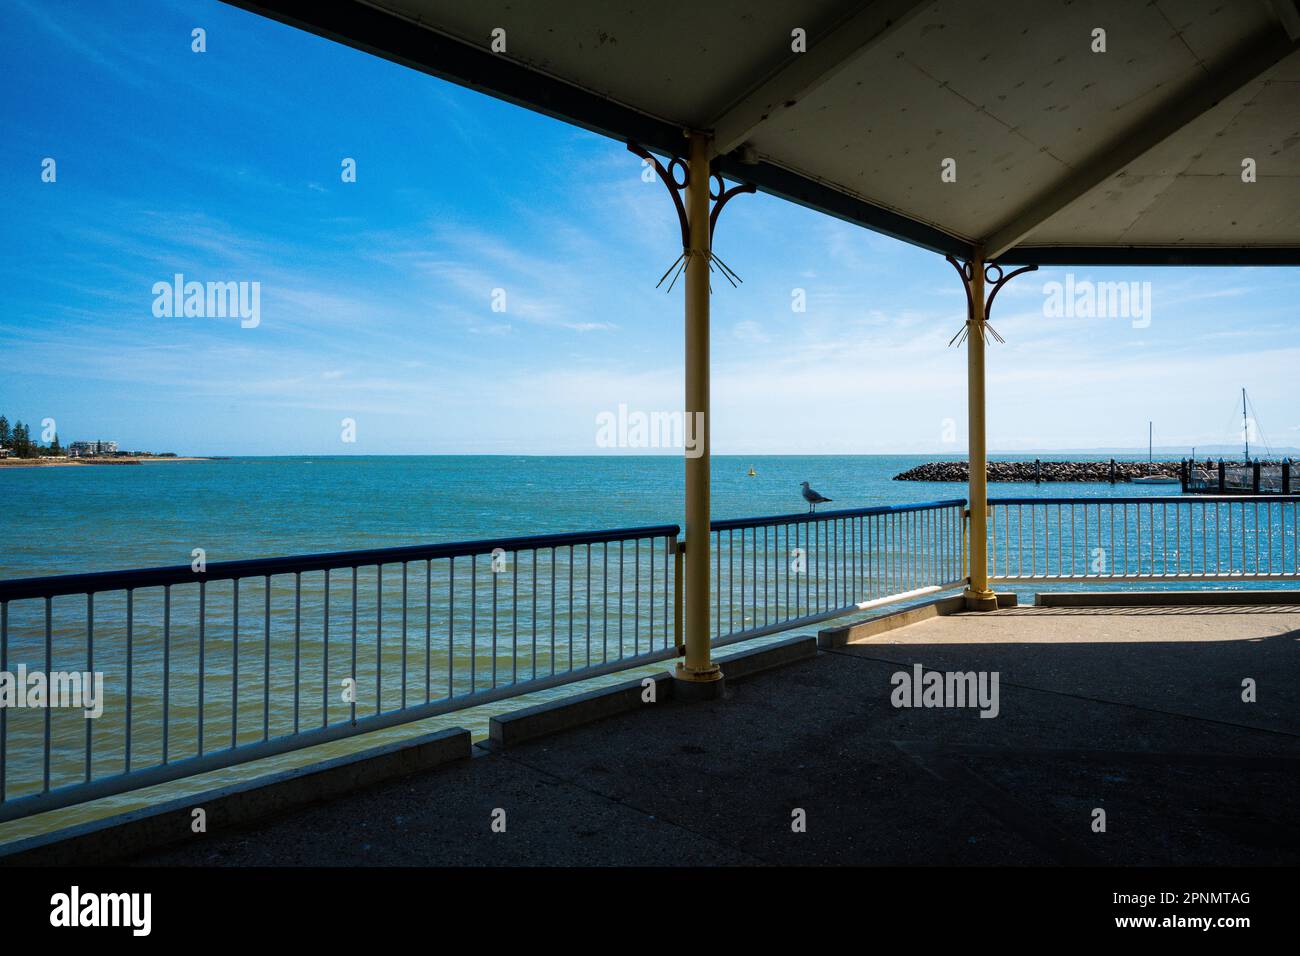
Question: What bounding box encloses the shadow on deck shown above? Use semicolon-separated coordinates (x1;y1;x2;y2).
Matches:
131;604;1299;866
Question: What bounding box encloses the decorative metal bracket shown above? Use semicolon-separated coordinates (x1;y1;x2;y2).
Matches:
627;141;755;293
945;255;1038;347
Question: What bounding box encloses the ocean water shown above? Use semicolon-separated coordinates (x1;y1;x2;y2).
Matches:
0;453;1194;580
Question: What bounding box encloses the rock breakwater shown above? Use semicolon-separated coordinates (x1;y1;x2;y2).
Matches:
895;460;1183;482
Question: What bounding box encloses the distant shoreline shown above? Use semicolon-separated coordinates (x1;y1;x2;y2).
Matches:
0;457;214;469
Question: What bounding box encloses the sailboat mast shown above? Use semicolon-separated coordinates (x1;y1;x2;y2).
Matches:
1242;387;1249;463
1148;421;1152;464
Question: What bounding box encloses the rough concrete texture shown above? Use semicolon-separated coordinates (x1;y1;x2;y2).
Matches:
128;606;1299;866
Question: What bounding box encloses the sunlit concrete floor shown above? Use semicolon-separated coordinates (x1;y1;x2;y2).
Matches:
134;605;1300;866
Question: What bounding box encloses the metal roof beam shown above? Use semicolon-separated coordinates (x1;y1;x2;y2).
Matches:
985;30;1300;261
999;246;1300;267
707;0;934;158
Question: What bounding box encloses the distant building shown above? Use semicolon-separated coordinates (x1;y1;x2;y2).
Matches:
69;440;118;457
0;448;10;458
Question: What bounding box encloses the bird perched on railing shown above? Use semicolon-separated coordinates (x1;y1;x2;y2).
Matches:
800;481;832;513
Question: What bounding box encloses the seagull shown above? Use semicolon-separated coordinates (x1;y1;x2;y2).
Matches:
800;481;832;513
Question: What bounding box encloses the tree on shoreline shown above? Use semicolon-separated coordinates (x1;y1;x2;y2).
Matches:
0;415;53;459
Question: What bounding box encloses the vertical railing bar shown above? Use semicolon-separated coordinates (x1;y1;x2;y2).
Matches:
1150;502;1156;576
663;536;670;650
728;529;734;634
715;531;721;637
86;593;94;782
577;546;582;671
162;586;171;763
1164;502;1175;574
1136;504;1141;577
321;570;329;728
740;527;746;630
762;524;769;622
752;524;758;624
44;597;52;792
425;560;432;702
491;560;498;689
598;543;605;666
263;575;271;741
470;557;477;692
648;538;655;653
1081;504;1092;580
586;543;592;664
448;557;455;698
294;572;301;735
553;546;559;672
635;539;641;657
375;564;383;711
833;518;839;607
782;523;788;618
512;551;519;683
1110;503;1117;577
232;579;239;750
124;589;133;774
1176;502;1182;575
912;510;918;589
1228;503;1234;576
885;514;891;597
1200;501;1207;576
401;563;408;706
872;515;878;600
198;581;206;756
1212;498;1219;577
350;568;357;725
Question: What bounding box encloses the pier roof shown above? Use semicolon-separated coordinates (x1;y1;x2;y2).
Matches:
225;0;1300;265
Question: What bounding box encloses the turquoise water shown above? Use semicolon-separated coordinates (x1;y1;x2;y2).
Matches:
0;453;1196;580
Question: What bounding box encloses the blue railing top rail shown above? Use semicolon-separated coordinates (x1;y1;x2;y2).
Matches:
989;495;1300;506
710;498;967;532
0;523;681;603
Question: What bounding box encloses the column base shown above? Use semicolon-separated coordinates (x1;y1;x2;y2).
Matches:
673;663;726;701
962;588;1000;612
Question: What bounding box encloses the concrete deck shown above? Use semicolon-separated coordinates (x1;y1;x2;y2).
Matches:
128;604;1299;866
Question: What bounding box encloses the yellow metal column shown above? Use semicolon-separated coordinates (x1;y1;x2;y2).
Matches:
676;131;723;692
964;256;998;611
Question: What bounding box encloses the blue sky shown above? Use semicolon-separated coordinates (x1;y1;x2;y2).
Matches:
1;0;1296;457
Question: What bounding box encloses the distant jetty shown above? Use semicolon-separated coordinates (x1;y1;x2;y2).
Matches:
895;460;1182;483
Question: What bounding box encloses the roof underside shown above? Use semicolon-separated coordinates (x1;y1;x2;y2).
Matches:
226;0;1300;265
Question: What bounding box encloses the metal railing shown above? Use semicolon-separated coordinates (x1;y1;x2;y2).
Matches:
0;498;973;823
710;499;968;644
8;492;1296;822
0;524;679;822
987;496;1300;582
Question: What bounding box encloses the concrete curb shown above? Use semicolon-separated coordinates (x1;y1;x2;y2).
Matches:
489;635;818;749
489;671;675;748
1036;590;1300;608
817;593;1017;648
716;635;817;679
0;726;471;866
